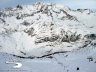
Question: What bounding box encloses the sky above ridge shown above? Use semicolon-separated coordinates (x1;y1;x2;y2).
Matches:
0;0;96;9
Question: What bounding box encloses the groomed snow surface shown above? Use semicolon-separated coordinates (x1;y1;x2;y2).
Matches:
0;2;96;72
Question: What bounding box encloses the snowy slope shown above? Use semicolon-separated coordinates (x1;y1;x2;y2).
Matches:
0;2;96;58
0;46;96;72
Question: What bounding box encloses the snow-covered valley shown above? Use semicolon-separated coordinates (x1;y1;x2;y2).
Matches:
0;2;96;72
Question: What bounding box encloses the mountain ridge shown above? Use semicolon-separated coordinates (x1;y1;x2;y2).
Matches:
0;2;96;57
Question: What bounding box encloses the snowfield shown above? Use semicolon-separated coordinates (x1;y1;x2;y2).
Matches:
0;2;96;72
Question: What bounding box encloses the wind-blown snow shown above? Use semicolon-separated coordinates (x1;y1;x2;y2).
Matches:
0;2;96;57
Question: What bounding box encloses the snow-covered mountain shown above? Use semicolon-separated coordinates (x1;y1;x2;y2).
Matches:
0;2;96;58
0;2;96;72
